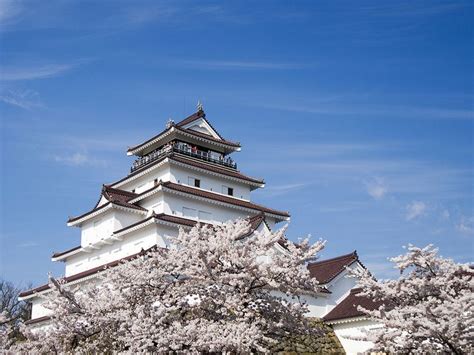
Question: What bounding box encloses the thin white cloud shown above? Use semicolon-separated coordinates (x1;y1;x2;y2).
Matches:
441;210;451;220
16;241;39;248
319;201;366;213
456;216;474;235
406;201;427;221
263;183;308;196
0;0;23;25
262;102;473;121
177;59;307;70
0;63;77;81
365;177;388;200
0;89;44;109
54;152;107;167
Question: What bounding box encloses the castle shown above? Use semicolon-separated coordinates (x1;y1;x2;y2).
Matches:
19;105;380;354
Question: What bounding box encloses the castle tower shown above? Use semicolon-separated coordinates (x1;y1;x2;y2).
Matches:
20;106;290;325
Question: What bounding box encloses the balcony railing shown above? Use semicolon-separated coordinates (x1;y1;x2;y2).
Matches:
131;143;237;172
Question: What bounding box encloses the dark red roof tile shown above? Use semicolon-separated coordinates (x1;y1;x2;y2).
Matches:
170;155;264;184
52;245;81;259
175;109;225;140
158;181;289;218
68;187;145;224
323;288;383;322
127;112;240;155
24;315;51;325
308;251;358;284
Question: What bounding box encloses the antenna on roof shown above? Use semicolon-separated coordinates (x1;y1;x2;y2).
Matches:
197;100;204;112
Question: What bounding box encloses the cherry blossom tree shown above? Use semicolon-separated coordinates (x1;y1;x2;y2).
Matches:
354;244;473;355
11;219;325;353
0;312;14;350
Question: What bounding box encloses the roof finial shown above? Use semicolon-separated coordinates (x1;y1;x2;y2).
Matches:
197;100;204;112
166;117;175;129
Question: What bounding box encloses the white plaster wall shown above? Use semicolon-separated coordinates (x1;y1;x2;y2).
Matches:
302;293;331;318
324;268;359;314
120;164;171;193
30;297;52;319
139;194;165;213
80;211;142;247
169;165;251;200
332;319;380;354
161;192;253;224
80;212;115;247
66;224;168;276
112;210;142;230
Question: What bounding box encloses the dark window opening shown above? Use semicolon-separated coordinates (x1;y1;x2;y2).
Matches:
194;179;201;188
227;187;234;196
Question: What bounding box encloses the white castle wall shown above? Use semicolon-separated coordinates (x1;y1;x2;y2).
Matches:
169;164;252;200
66;224;175;276
80;210;142;247
331;319;381;354
162;192;254;224
30;297;51;319
118;164;171;193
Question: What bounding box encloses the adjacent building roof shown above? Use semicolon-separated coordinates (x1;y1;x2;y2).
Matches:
24;315;51;325
323;288;383;322
307;251;359;284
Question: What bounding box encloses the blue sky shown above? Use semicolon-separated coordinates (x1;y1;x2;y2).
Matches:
0;0;472;286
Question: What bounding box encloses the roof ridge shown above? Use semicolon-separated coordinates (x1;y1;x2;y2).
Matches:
175;110;205;127
103;185;137;197
308;251;358;267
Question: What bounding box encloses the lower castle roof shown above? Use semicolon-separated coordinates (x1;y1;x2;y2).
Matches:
323;288;383;322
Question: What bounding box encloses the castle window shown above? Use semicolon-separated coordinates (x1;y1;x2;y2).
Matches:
222;185;233;196
188;176;200;188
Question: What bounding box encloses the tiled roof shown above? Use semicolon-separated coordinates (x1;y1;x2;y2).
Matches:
323;288;383;322
24;315;51;325
51;245;81;259
174;109;227;141
176;126;240;147
307;251;359;284
110;153;263;187
111;213;203;236
67;187;145;224
127;111;240;155
159;181;290;218
170;155;264;185
175;110;208;128
102;185;138;204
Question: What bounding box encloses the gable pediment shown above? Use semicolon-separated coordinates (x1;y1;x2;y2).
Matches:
181;117;221;139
